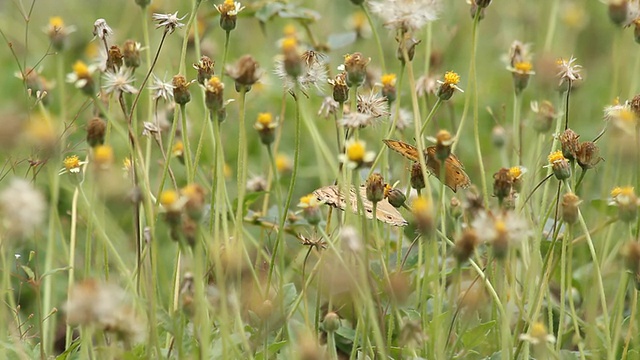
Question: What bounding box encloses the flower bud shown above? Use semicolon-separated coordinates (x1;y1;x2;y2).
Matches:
172;75;192;106
193;56;215;86
410;163;425;191
86;117;106;148
561;192;581;225
548;151;571;181
559;128;580;161
492;126;506;148
323;312;341;333
385;186;407;208
122;40;141;69
366;173;385;203
454;229;479;264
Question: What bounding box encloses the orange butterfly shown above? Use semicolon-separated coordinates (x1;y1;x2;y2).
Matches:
383;139;471;192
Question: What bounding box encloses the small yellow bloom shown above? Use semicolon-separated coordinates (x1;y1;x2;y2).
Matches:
283;24;297;37
160;190;179;208
172;141;184;156
223;163;232;179
49;16;64;29
93;145;114;167
281;37;297;51
276;154;292;173
514;61;533;73
298;194;318;208
257;112;274;127
443;71;460;85
63;155;81;172
509;166;522;179
73;61;90;78
611;186;635;198
547;150;565;164
381;73;396;87
122;157;132;172
494;219;507;235
346;141;365;162
412;196;431;214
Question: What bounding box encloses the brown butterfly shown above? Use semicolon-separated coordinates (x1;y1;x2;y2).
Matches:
313;185;408;226
383;139;471;192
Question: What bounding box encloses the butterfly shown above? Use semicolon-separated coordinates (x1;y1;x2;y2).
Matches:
313;185;408;227
383;139;471;192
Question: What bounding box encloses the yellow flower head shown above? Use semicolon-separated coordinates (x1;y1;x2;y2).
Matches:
49;16;64;30
412;196;431;215
530;322;549;340
514;61;533;73
381;73;396;87
611;186;635;198
346;140;366;162
443;71;461;85
281;37;298;52
73;61;90;78
298;194;320;208
276;154;292;173
207;76;224;92
283;24;297;37
257;112;273;127
509;166;522;179
547;150;565;164
160;190;179;207
172;141;184;156
93;145;114;167
63;155;81;171
494;219;507;236
122;157;132;172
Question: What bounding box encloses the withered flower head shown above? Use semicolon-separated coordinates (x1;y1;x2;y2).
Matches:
561;192;581;225
193;56;215;85
152;12;186;34
368;0;442;33
107;45;124;71
343;52;370;88
328;72;349;103
182;183;206;221
122;40;142;69
559;128;580;160
366;173;385;203
226;55;262;91
86;117;107;147
556;56;582;87
454;228;479;264
410;162;426;191
576;141;602;170
172;75;192;105
493;168;513;203
204;76;225;112
93;19;113;40
531;100;557;133
396;34;421;63
623;242;640;289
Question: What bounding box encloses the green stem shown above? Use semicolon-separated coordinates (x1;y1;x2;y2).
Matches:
360;4;386;73
178;0;202;75
234;87;248;242
180;104;193;182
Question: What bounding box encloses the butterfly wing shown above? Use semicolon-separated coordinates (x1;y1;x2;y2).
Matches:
383;139;420;162
314;185;408;226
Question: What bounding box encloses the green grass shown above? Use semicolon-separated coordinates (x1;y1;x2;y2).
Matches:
1;0;640;359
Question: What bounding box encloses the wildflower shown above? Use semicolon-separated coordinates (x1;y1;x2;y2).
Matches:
149;74;174;102
508;61;535;94
342;52;370;88
102;67;138;97
226;55;262;91
276;153;292;173
608;0;640;26
357;91;390;118
366;173;385;203
254;112;277;146
530;100;557;133
204;76;224;111
182;183;206;220
368;0;442;33
561;192;581;224
610;186;640;222
558;128;580;160
349;11;371;39
275;50;328;93
298;194;322;225
380;73;397;103
454;228;479;264
412;196;434;234
66;60;95;95
172;140;184;164
46;16;76;51
216;0;245;31
193;56;215;85
428;129;454;161
410;163;426;191
93;145;114;169
172;75;192;105
575;141;602;170
472;210;529;259
106;45;124;71
396;34;421;63
603;99;636;135
93;19;113;40
546;150;571;180
318;96;340;118
152;12;186;34
436;71;463;100
556;56;582;87
493;168;513;204
246;175;267;193
505;40;532;68
339;139;375;169
509;166;526;193
338;111;375;129
384;184;407;208
122;40;142;69
59;155;87;175
416;74;438;97
0;178;46;239
519;322;556;345
65;280;145;345
328;73;349;103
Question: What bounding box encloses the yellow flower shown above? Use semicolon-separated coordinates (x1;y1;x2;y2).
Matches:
281;37;297;52
276;154;292;173
298;194;319;208
255;112;275;130
172;141;184;156
93;145;114;168
547;150;565;164
509;166;523;179
346;141;365;162
283;24;297;37
611;186;635;198
49;16;64;29
514;61;533;74
73;61;90;78
64;155;81;172
381;73;396;87
412;196;431;214
443;71;460;85
340;139;375;169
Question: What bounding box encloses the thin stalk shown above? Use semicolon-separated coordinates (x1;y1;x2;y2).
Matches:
179;104;193;181
234;87;248;242
178;0;203;75
360;4;386;73
220;31;231;81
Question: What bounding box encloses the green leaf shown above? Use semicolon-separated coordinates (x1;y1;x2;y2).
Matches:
460;321;496;349
255;2;286;23
255;341;287;360
41;265;72;278
20;265;35;280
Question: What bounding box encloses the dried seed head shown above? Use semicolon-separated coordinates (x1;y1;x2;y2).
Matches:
454;228;479;264
493;168;513;204
107;45;123;72
122;40;141;69
410;162;426;191
396;34;421;63
226;55;261;91
172;75;192;105
86;117;106;148
328;73;349;103
204;76;225;112
531;100;556;133
182;183;206;221
193;56;215;85
343;52;370;88
576;141;602;170
559;128;580;160
561;192;581;225
366;173;385;203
